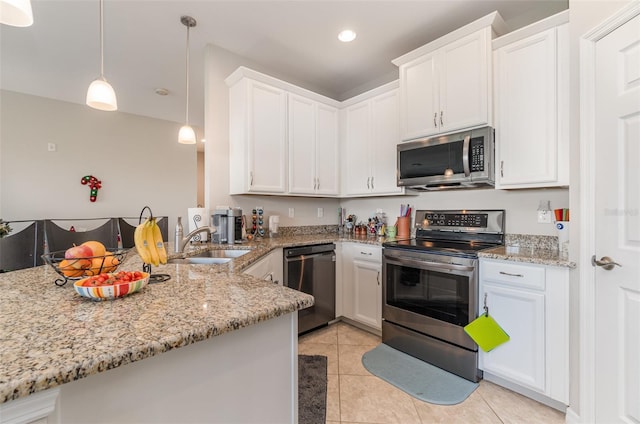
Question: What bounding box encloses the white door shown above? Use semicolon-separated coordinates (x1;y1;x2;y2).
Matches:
343;102;371;195
399;52;439;140
352;259;381;329
593;13;640;423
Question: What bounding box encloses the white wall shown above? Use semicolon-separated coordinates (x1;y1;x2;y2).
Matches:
0;90;197;232
342;188;568;236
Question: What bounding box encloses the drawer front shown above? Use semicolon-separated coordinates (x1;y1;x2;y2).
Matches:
481;259;545;290
351;244;382;262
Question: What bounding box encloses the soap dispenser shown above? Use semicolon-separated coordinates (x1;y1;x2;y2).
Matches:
174;217;183;253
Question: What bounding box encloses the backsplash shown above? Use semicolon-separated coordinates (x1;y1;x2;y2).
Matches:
505;234;559;251
273;225;340;237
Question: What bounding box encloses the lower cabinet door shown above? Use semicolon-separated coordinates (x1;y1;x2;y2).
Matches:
352;259;382;330
480;282;546;392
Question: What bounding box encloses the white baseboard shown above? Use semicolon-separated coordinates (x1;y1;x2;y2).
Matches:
565;407;581;424
483;372;567;412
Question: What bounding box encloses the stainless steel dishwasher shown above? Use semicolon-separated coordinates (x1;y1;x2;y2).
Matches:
284;243;336;334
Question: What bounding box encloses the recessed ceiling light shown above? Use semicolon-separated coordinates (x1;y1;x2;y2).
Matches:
155;88;169;96
201;138;206;143
338;29;356;43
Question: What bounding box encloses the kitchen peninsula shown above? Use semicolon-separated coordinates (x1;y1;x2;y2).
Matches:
0;242;314;424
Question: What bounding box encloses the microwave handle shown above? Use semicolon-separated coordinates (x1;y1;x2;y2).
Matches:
462;135;471;177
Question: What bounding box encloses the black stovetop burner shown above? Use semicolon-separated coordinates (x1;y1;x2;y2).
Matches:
383;209;506;258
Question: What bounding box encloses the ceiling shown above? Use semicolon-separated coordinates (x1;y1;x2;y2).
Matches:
1;0;568;131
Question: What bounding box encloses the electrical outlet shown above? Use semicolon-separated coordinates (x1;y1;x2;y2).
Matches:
537;210;552;223
288;208;294;218
317;207;323;218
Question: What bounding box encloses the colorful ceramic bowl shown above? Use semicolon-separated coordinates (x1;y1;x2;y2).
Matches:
73;272;149;301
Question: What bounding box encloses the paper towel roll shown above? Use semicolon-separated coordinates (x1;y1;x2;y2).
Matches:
188;208;209;242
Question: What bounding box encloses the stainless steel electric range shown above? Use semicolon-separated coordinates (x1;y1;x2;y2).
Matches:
382;209;505;382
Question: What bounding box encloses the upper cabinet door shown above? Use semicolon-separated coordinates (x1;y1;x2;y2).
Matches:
342;101;372;196
399;52;439;141
315;103;339;196
371;89;403;195
494;24;569;189
247;81;288;193
397;27;492;141
288;93;317;195
439;28;490;134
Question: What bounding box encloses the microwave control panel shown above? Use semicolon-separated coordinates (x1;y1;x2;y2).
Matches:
470;137;484;172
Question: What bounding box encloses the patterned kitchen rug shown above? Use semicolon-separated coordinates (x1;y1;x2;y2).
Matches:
362;344;478;405
298;354;327;424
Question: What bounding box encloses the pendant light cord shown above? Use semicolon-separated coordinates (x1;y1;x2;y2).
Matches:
99;0;105;79
185;22;190;125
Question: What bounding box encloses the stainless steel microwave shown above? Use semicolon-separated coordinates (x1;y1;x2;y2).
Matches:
397;126;495;191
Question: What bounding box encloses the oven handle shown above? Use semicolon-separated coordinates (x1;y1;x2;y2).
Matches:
384;256;475;273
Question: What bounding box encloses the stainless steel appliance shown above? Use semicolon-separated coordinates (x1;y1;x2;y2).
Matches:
212;208;243;244
284;243;336;334
397;126;495;190
382;209;505;382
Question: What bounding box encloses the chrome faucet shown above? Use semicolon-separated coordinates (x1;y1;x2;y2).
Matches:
175;226;217;253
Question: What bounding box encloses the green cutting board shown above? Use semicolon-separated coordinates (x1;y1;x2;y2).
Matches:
464;315;510;352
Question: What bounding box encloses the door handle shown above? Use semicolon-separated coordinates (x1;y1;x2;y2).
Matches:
462;135;471;177
367;177;371;189
591;255;622;271
440;110;444;126
434;112;437;128
360;251;373;256
371;177;374;190
500;161;504;178
377;271;380;286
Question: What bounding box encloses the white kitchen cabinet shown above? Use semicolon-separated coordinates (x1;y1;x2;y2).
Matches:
342;243;382;330
288;94;339;196
493;12;569;189
341;84;404;197
227;77;287;194
243;248;283;285
479;258;569;406
395;27;494;141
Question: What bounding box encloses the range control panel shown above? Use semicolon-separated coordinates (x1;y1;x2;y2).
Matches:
423;213;488;228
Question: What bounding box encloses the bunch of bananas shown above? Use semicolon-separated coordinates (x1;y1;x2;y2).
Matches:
134;217;167;266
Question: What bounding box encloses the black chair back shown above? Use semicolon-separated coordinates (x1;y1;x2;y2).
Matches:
44;219;119;253
0;221;45;272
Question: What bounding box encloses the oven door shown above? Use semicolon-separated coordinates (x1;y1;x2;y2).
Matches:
382;248;478;351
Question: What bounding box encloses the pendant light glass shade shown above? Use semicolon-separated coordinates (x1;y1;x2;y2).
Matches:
87;0;117;111
178;125;196;144
0;0;33;27
179;16;196;144
86;78;117;111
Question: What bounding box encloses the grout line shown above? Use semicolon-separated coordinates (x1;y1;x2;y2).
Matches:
476;384;506;424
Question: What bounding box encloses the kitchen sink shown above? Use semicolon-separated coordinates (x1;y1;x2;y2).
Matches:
166;249;252;265
167;257;232;265
189;249;252;258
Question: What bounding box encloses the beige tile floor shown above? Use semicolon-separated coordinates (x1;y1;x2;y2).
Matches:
298;322;566;424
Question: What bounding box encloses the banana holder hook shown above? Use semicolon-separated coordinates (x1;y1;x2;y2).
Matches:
138;206;171;284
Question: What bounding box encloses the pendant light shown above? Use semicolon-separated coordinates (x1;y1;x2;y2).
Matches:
86;0;117;111
0;0;33;27
178;15;196;144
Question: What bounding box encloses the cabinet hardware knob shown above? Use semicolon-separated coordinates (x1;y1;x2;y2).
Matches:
591;255;622;271
499;271;524;277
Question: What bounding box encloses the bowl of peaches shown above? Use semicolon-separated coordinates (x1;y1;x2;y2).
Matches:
42;241;130;286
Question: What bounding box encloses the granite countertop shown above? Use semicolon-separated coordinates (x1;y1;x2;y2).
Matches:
0;234;356;404
478;246;576;268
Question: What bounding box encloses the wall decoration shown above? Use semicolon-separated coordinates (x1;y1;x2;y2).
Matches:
81;175;102;202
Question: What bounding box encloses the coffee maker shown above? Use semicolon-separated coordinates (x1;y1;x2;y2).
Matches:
212;208;243;244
